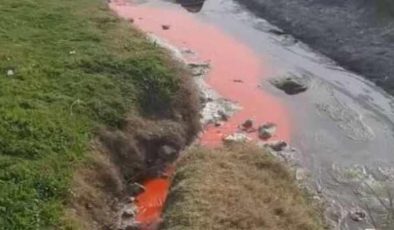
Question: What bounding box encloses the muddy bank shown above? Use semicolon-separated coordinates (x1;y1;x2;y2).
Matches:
66;62;201;229
235;0;394;95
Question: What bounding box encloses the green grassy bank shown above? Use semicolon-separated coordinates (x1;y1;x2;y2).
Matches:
0;0;185;228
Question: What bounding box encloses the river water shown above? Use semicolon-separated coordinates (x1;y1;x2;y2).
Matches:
111;0;394;229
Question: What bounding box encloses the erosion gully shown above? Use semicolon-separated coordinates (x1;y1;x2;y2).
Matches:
110;0;394;229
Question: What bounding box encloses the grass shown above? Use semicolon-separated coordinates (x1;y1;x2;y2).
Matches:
162;143;325;230
0;0;185;228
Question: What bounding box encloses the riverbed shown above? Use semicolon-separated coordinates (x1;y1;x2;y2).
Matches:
110;0;394;229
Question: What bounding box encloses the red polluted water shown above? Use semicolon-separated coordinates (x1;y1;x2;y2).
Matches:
133;165;175;229
110;0;291;228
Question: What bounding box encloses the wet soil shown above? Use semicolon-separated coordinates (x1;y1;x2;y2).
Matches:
235;0;394;96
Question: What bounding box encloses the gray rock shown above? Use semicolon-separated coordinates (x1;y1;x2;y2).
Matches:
217;110;229;121
265;140;287;151
242;119;254;130
258;123;277;139
270;76;308;95
349;208;366;222
223;133;250;144
188;62;210;77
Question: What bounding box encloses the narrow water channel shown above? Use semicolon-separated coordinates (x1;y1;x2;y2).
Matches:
111;0;394;229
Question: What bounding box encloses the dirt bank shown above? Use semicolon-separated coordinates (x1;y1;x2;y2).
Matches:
235;0;394;95
67;67;201;229
161;143;325;230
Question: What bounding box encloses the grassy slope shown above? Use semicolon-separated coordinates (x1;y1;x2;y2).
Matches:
162;144;325;230
0;0;181;228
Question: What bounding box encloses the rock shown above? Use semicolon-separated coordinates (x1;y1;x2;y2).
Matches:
162;24;170;30
258;123;277;140
128;182;145;196
223;133;250;144
270;76;308;95
268;28;286;36
242;119;254;130
6;69;14;76
217;110;229;121
158;145;178;162
188;62;209;77
349;208;366;222
265;140;287;151
128;18;134;23
122;207;137;218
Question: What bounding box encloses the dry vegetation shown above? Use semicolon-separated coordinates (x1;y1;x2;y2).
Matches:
162;143;325;230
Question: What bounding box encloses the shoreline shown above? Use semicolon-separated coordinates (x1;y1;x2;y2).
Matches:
109;0;293;228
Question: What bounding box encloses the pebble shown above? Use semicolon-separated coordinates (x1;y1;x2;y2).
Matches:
162;24;170;30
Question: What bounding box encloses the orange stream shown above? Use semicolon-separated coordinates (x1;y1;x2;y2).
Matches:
110;1;291;229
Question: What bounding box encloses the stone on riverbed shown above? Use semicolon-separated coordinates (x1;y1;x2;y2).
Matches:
162;24;170;30
223;133;250;144
258;123;277;140
242;119;254;130
349;208;366;222
270;75;308;95
264;140;287;151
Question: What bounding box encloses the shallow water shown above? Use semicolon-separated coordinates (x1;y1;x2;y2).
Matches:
111;0;394;229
